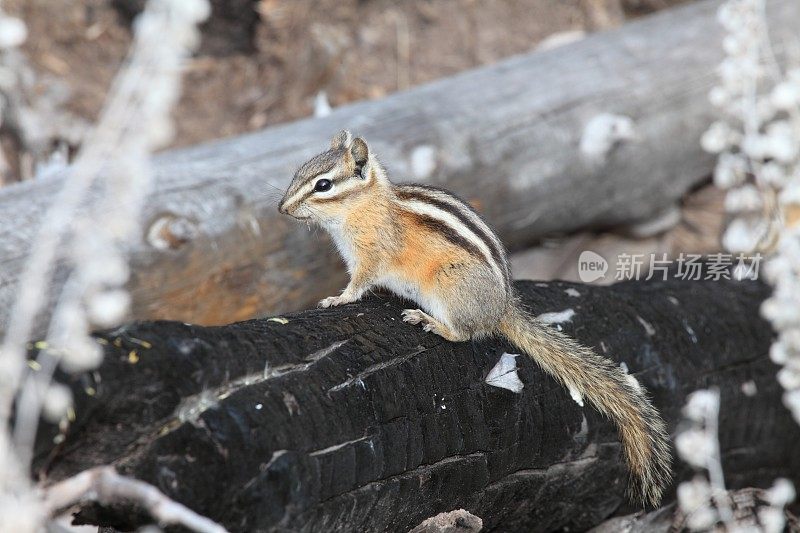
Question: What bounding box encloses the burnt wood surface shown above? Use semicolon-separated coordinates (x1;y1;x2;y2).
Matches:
4;0;800;337
36;279;797;532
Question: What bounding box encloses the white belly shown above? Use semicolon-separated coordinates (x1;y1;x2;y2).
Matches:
375;273;449;325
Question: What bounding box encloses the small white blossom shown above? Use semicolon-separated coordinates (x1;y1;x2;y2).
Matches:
779;182;800;207
686;506;718;531
60;335;103;373
714;153;747;189
781;330;800;352
709;86;730;107
770;341;792;365
676;428;716;468
678;476;712;512
783;389;800;423
724;184;762;212
757;162;789;187
778;366;800;390
758;507;786;533
702;121;735;153
766;478;796;507
762;297;800;329
682;389;719;422
771;81;800;110
763;121;798;163
42;384;73;423
87;289;131;327
0;15;27;49
722;217;765;252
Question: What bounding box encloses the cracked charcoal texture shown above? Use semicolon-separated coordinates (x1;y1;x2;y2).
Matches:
34;279;799;532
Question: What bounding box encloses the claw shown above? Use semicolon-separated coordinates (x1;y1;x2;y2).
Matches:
319;296;337;308
401;309;425;325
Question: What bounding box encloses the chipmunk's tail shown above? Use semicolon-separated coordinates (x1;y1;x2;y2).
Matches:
498;304;672;507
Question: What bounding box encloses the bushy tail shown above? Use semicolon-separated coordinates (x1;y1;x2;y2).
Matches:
498;304;672;507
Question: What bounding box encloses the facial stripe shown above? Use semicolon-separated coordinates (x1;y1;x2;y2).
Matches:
395;196;507;285
290;168;339;205
396;186;510;283
307;171;373;204
400;210;485;261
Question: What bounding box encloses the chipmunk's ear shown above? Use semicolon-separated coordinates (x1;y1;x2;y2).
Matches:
350;137;369;167
330;130;352;150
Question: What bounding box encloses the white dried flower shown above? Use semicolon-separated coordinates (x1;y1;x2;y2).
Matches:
675;428;715;468
776;232;800;266
781;329;800;352
59;335;103;373
757;162;789;187
722;34;747;56
42;384;73;423
762;296;800;328
771;81;800;110
0;0;211;529
0;494;43;532
763;121;798;163
724;184;762;212
766;478;796;507
705;4;800;530
764;256;792;283
780;182;800;207
714;153;747;189
87;289;131;327
757;98;776;122
741;134;767;159
686;506;718;531
677;476;712;512
783;389;800;423
759;507;786;533
683;389;719;422
709;86;730;107
0;16;27;49
770;341;792;365
702;121;735;153
172;0;212;22
777;366;800;390
722;217;765;252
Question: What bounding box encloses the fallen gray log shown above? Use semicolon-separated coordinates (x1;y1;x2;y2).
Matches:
34;279;800;532
2;0;799;335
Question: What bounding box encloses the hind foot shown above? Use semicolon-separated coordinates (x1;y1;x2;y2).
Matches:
401;309;469;342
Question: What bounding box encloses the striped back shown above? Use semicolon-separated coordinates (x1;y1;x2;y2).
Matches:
394;183;511;289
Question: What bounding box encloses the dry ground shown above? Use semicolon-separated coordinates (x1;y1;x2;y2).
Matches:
4;0;690;162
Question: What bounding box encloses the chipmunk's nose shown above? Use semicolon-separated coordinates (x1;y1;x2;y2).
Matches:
278;199;289;214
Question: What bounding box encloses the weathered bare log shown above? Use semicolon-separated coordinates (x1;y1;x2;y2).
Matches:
2;0;799;334
35;279;799;532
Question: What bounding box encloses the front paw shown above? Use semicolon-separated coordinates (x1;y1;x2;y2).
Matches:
319;294;355;308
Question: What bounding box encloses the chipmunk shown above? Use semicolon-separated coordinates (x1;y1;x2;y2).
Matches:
278;131;672;506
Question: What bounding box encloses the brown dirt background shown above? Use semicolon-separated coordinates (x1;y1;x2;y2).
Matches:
5;0;690;153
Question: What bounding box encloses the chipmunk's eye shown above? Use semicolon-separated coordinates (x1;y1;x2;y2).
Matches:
314;178;332;192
